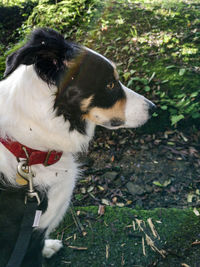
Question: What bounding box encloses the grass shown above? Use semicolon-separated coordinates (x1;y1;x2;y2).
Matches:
44;206;200;266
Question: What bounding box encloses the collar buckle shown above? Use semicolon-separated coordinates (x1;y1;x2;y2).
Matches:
17;160;40;205
43;150;53;166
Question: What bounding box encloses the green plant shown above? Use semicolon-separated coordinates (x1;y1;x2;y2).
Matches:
25;0;97;37
0;0;199;129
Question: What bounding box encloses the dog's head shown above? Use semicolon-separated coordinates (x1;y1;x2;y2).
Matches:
5;28;155;134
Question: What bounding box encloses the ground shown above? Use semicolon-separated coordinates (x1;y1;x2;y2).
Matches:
44;125;200;267
75;126;200;211
45;207;200;267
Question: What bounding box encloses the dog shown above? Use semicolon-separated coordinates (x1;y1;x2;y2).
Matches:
0;28;155;266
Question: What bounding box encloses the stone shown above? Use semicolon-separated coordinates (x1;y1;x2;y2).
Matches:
126;182;145;195
103;171;118;180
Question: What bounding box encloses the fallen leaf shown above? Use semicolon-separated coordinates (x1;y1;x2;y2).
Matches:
98;185;105;191
112;197;117;204
193;207;200;216
102;199;110;206
87;186;94;193
187;193;196;203
98;205;105;215
153;180;171;188
116;202;125;207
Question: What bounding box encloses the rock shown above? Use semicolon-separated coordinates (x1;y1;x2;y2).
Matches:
145;185;153;193
126;182;145;195
102;171;118;180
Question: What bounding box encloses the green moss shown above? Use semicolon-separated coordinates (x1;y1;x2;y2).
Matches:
44;207;200;267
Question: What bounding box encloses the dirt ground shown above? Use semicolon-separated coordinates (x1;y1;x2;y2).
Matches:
74;124;200;210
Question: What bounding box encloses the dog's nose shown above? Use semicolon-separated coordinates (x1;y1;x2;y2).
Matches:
148;102;157;116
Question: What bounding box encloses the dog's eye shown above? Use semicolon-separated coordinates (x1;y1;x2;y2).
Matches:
107;82;115;90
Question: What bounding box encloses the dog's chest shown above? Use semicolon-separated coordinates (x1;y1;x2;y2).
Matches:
34;155;78;235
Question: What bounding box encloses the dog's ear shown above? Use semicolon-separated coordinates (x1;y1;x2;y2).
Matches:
5;45;41;77
4;28;74;83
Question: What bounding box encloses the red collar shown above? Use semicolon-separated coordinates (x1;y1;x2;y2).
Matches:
0;137;63;166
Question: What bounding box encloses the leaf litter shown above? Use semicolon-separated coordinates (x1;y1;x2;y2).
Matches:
74;128;200;210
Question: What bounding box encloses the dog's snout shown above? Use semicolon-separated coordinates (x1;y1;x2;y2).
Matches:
148;102;156;116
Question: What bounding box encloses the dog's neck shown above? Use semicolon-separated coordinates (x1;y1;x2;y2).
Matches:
0;65;95;154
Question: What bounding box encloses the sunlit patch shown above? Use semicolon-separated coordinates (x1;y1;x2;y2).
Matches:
82;98;126;127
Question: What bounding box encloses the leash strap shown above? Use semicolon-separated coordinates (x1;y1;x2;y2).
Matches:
6;200;39;267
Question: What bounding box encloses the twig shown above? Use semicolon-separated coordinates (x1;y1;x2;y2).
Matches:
70;204;84;233
106;244;109;259
68;245;88;250
147;218;160;240
135;219;166;258
142;237;146;256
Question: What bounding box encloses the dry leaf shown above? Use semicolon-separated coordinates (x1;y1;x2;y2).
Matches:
193;207;200;216
98;205;105;215
102;199;110;206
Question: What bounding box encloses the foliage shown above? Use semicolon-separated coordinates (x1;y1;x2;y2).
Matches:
0;0;97;78
24;0;98;38
0;0;199;128
0;0;37;6
0;0;38;55
77;0;200;127
0;40;26;78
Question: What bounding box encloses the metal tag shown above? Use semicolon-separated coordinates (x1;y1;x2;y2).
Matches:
32;210;42;227
16;173;28;185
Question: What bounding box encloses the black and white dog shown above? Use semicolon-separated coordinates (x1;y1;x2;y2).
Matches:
0;28;155;266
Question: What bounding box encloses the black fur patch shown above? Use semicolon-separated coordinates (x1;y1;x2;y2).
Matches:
4;28;76;84
5;28;126;134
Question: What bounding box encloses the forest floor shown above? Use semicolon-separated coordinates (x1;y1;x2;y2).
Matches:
44;126;200;267
75;127;200;211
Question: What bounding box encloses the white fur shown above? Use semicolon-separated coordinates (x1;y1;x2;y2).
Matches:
121;83;153;128
42;239;63;258
0;65;94;240
0;63;152;259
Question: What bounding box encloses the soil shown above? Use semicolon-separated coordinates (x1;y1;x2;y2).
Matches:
74;124;200;210
47;130;200;267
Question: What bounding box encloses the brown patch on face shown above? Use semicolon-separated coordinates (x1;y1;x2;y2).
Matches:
82;98;126;126
57;51;87;95
81;95;94;112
